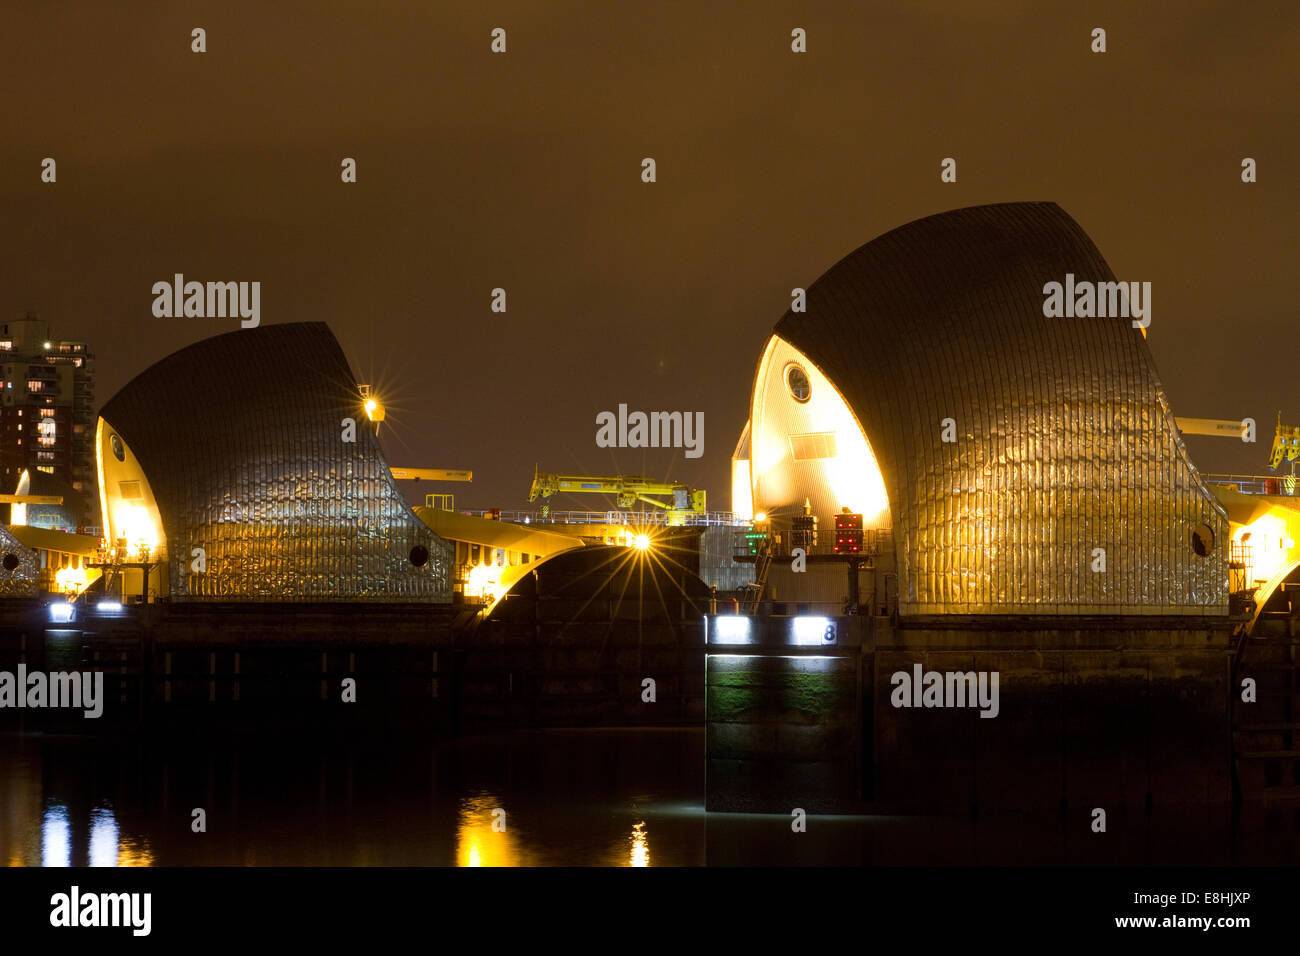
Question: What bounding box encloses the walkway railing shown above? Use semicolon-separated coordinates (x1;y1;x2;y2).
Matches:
451;508;750;527
1204;474;1299;496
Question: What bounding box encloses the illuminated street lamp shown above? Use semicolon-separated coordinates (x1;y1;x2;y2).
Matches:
358;384;385;431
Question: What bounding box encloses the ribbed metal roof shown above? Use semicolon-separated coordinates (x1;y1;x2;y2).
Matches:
100;323;450;602
775;202;1228;616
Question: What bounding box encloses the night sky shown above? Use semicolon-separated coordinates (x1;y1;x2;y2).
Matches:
2;2;1296;509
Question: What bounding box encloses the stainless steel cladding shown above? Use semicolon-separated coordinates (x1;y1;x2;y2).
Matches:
99;323;451;602
775;202;1228;617
0;526;39;598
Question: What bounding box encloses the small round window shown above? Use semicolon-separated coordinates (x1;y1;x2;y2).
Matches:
1192;523;1216;557
785;364;811;403
110;433;125;462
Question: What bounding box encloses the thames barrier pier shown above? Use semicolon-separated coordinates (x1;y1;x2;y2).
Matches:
706;203;1293;815
1;204;1297;821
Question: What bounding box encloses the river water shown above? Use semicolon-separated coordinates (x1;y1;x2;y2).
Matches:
1;728;1295;866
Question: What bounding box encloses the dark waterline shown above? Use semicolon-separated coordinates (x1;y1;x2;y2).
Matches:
1;728;1296;867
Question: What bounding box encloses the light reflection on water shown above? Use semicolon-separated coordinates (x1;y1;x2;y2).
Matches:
88;807;117;867
40;805;70;868
0;729;1295;867
456;793;523;867
629;821;649;867
29;802;155;868
453;795;656;867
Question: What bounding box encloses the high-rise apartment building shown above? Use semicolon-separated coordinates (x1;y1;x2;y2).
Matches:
0;312;96;498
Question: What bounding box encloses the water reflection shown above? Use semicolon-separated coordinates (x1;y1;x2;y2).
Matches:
41;804;70;867
456;793;522;867
629;821;649;867
1;730;1296;867
33;802;154;868
115;839;155;868
88;807;118;867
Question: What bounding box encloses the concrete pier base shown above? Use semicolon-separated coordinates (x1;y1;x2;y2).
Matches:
704;613;1234;815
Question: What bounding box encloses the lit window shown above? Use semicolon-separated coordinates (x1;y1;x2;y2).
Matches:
789;432;838;460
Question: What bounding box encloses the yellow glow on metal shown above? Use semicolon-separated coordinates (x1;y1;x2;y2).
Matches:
54;566;88;593
95;422;111;545
10;469;29;526
96;418;168;570
750;335;890;525
113;501;160;558
466;562;505;601
731;464;753;519
1234;509;1300;583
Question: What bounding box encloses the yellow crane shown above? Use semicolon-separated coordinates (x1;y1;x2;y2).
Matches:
1268;413;1300;471
389;467;472;512
527;466;706;525
1175;417;1254;439
1175;413;1300;471
388;468;472;482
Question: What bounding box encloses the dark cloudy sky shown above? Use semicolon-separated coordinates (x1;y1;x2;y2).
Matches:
2;2;1296;509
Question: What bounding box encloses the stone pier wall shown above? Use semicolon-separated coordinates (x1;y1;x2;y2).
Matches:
702;614;1233;815
873;622;1232;814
